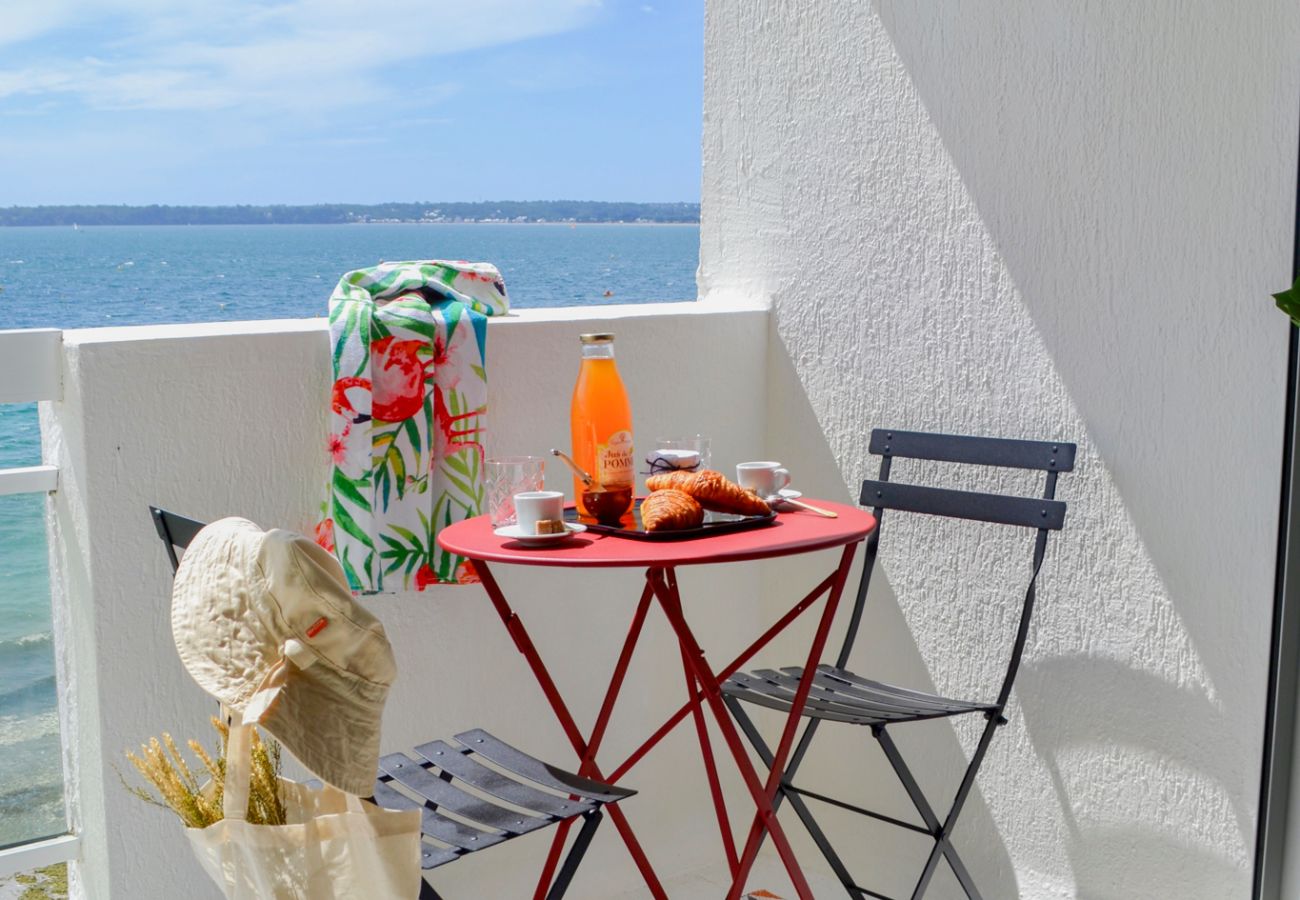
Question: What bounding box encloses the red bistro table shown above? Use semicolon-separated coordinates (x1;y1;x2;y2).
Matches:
438;500;876;899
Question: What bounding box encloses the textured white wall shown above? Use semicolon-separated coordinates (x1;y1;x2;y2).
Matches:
45;303;791;898
702;2;1299;898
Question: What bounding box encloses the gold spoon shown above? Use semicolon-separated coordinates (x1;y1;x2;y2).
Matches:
550;449;598;488
773;494;838;518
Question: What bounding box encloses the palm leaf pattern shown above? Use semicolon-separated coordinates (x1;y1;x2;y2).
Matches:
321;260;508;591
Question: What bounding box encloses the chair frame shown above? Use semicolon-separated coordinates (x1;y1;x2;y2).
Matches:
721;429;1074;900
149;506;627;900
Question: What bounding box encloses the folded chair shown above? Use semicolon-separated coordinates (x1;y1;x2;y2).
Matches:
150;506;633;900
720;430;1073;900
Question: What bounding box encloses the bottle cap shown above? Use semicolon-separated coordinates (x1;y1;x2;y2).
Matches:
579;333;615;343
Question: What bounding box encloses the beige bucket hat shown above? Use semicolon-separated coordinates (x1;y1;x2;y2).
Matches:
172;517;396;796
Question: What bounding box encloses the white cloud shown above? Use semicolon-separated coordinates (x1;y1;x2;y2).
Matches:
0;0;603;115
0;0;78;47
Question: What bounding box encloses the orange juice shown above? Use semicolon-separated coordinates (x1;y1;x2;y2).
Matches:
571;333;635;520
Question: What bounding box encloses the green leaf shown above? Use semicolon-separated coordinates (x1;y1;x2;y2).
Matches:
402;417;422;458
444;451;471;477
389;524;425;553
333;304;358;376
377;465;391;512
471;364;486;382
1274;275;1300;328
354;311;371;378
388;444;407;500
332;468;371;513
442;303;461;347
333;502;371;549
378;532;409;553
442;468;475;500
426;499;443;543
379;312;437;341
339;546;362;590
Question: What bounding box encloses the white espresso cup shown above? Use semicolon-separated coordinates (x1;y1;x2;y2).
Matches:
736;461;791;498
513;491;565;533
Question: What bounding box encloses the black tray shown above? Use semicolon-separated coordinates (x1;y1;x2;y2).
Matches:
564;497;777;541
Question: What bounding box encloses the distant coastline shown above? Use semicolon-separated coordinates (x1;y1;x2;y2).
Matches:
0;201;701;228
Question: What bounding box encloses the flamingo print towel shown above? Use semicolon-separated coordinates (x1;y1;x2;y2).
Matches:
321;260;509;592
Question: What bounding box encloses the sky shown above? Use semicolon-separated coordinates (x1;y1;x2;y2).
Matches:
0;0;703;205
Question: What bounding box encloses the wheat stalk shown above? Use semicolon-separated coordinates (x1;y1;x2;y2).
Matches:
121;717;285;827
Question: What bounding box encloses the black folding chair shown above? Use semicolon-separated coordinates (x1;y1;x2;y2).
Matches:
150;506;633;900
720;430;1074;900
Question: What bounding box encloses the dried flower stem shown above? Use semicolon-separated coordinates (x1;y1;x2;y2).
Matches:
121;717;285;827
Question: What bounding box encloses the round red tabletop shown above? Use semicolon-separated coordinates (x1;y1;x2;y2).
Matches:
438;499;876;568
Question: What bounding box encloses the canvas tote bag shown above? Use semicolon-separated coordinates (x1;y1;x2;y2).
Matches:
186;715;423;899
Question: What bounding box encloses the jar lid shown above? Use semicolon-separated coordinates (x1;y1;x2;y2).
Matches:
579;333;615;343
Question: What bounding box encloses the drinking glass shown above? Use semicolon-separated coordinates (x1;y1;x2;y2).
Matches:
485;456;545;527
654;435;712;472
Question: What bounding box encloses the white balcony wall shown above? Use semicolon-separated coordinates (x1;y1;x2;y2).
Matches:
703;2;1300;899
44;301;818;898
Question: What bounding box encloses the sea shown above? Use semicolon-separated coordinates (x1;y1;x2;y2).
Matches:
0;222;700;847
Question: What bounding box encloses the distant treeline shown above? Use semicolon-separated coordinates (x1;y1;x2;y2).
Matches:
0;201;701;227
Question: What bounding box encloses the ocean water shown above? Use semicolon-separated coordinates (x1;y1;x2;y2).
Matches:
0;223;699;846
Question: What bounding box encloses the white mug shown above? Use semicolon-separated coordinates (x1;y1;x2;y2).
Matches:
736;461;791;498
513;491;565;533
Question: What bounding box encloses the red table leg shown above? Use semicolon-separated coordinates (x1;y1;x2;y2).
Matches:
532;578;657;897
648;545;857;900
472;560;669;900
470;543;858;900
727;542;858;897
680;639;740;875
647;566;815;899
607;569;840;785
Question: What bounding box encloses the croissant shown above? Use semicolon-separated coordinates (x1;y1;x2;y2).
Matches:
646;470;773;517
641;489;704;532
645;470;696;493
687;470;773;516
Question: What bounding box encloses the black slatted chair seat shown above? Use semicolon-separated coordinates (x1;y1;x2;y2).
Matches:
150;506;632;900
722;665;995;726
312;729;634;872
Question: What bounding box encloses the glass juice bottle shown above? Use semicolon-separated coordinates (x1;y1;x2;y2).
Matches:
571;333;635;521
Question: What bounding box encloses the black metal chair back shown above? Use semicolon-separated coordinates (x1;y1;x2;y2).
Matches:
836;429;1072;712
720;429;1074;900
150;506;206;574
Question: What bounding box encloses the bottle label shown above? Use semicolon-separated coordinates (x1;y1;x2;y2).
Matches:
597;430;635;486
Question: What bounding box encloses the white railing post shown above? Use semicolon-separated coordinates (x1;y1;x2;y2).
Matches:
0;329;77;878
0;328;61;403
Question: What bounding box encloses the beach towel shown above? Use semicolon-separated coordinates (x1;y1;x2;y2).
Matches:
319;260;508;592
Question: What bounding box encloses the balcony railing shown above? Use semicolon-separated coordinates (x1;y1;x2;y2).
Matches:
0;328;79;878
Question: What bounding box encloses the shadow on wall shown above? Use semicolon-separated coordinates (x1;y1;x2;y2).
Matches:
698;0;1272;892
870;3;1277;896
1016;656;1251;898
759;338;1020;899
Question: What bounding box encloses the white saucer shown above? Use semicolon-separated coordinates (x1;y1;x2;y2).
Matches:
494;522;587;546
769;489;803;510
